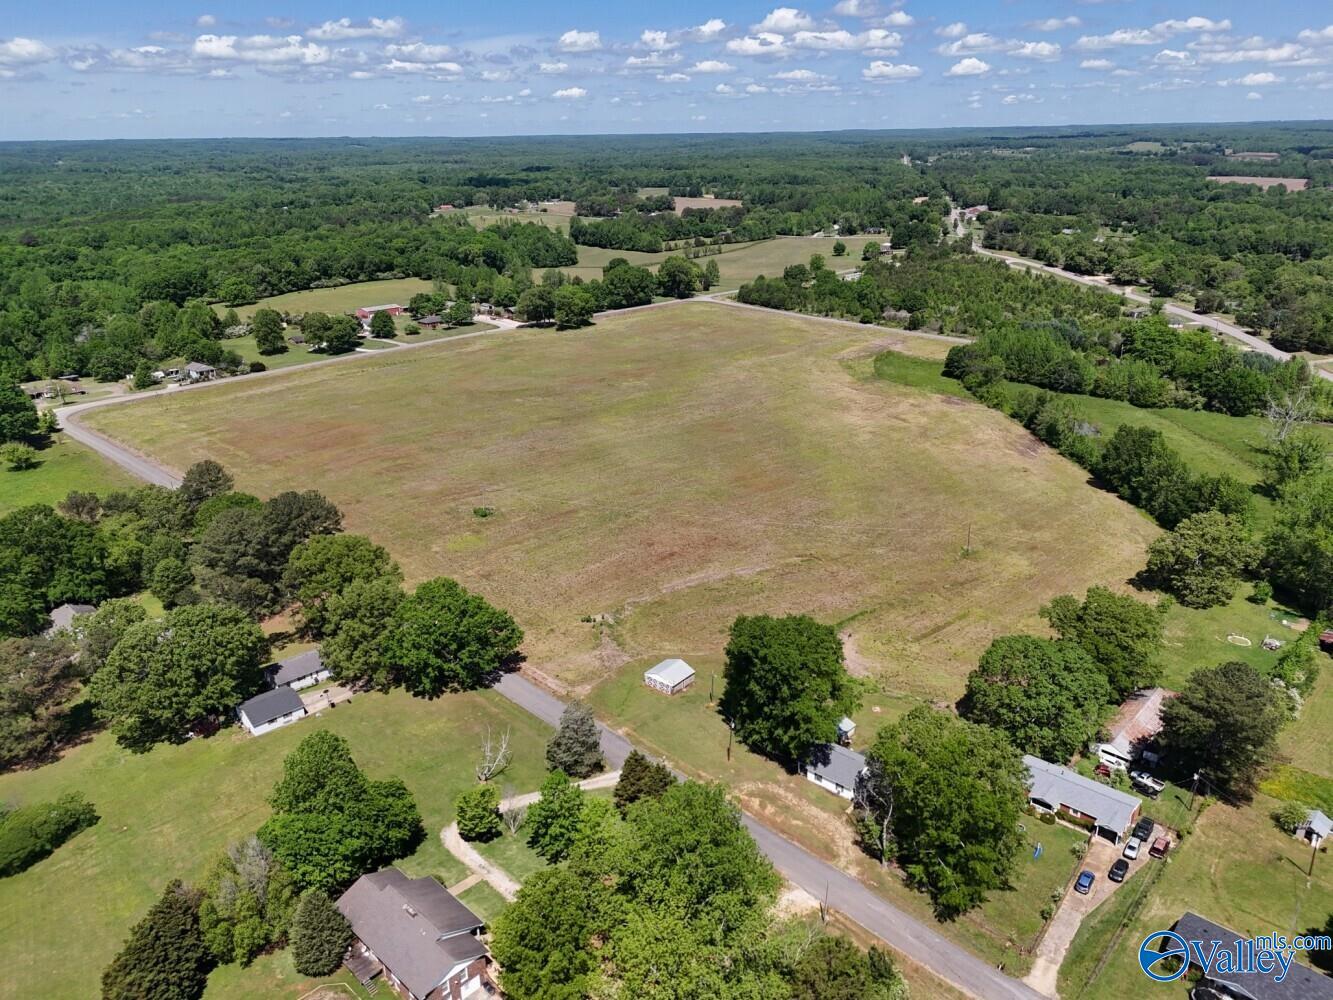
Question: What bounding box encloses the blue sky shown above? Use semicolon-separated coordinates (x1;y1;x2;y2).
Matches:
1;2;1331;139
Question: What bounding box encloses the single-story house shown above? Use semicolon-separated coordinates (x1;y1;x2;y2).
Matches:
237;687;306;736
183;361;216;381
1161;911;1333;1000
264;648;331;691
1296;809;1332;848
417;315;443;329
1024;755;1141;843
1095;687;1173;770
961;204;989;219
643;658;695;695
44;602;96;636
805;743;867;800
355;304;404;321
878;240;894;253
836;716;856;746
338;868;493;1000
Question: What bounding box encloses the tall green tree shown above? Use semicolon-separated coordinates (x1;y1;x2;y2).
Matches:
962;635;1112;762
553;284;596;329
614;750;675;816
0;383;40;445
492;866;598;1000
198;837;296;967
456;783;503;842
1041;587;1164;698
545;701;603;778
720;614;858;765
283;533;401;637
656;256;702;299
1159;661;1287;799
862;707;1027;917
101;880;212;1000
381;577;522;696
369;310;396;339
88;603;268;752
251;308;287;355
320;576;403;688
289;890;353;977
1147;512;1256;609
178;460;233;514
1264;472;1333;613
0;634;79;767
525;770;587;863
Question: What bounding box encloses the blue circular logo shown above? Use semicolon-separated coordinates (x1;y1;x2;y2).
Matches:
1139;930;1190;982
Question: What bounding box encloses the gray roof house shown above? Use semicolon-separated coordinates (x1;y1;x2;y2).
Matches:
1024;755;1141;843
805;743;867;800
1164;911;1333;1000
338;868;492;1000
44;602;96;635
237;687;306;736
183;361;217;380
264;648;331;691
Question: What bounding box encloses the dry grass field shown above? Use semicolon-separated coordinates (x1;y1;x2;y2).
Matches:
1207;175;1310;192
84;301;1154;700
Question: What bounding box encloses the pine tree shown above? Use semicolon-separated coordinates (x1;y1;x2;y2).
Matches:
101;880;212;1000
613;750;675;816
545;701;602;778
289;890;353;977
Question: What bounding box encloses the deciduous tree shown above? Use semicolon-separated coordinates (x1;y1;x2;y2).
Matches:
456;783;503;842
1147;512;1256;609
1041;587;1164;699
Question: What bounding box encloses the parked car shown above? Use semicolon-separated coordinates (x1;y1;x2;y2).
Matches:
1123;836;1142;860
1109;858;1130;883
1130;770;1165;796
1149;836;1172;859
1074;870;1096;894
1132;817;1155;842
1094;762;1112;778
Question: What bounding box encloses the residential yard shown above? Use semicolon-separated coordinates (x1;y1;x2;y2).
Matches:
0;689;553;1000
1159;592;1305;688
1057;792;1333;1000
219;277;436;321
0;434;138;516
84;302;1155;698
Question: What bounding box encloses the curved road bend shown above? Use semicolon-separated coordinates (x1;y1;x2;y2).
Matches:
494;674;1042;1000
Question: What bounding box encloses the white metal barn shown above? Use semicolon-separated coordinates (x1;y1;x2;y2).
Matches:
643;658;696;695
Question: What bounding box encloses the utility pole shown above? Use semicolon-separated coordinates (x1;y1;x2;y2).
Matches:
1188;772;1200;814
709;673;715;705
1310;838;1319;879
726;719;734;762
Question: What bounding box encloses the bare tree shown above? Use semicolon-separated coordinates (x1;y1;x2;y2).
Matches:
1265;384;1316;444
501;782;527;835
475;726;513;783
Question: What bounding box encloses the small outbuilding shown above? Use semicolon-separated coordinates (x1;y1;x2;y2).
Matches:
44;603;96;636
804;744;867;800
1297;809;1332;848
237;687;306;736
836;716;856;746
265;648;331;691
643;658;695;695
417;315;443;329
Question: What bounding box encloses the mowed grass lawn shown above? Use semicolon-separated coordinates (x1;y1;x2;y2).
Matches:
0;689;553;1000
565;237;879;290
1058;792;1333;1000
84;301;1155;699
220;277;436;321
0;434;138;516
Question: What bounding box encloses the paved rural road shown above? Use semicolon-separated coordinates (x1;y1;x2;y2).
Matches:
493;673;1042;1000
972;245;1331;379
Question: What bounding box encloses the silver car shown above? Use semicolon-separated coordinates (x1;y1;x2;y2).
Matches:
1122;836;1142;860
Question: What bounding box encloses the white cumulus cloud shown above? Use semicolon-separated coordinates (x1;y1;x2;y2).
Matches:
946;57;991;76
1030;17;1080;31
936;22;968;39
1010;41;1061;61
193;34;331;65
0;36;57;65
307;17;403;40
726;32;790;56
692;59;734;72
862;60;921;80
557;29;601;52
793;28;901;53
552;85;587;98
754;7;815;32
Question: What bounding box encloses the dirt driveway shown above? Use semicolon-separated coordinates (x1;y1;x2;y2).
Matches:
1024;835;1152;996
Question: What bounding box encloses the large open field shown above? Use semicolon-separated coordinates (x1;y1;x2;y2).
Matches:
0;690;553;1000
0;435;138;517
84;301;1155;700
221;277;436;321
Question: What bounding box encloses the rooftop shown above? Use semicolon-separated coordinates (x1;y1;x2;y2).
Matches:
1105;687;1173;758
644;658;695;687
1024;755;1140;836
1171;911;1333;1000
1305;809;1333;839
239;686;304;726
47;603;96;631
268;648;325;687
338;869;486;999
806;743;866;790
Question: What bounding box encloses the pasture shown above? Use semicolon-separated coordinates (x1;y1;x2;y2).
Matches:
0;435;137;516
84;301;1155;699
0;689;553;1000
220;277;436;321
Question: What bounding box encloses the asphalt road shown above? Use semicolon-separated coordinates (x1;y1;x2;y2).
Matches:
494;673;1042;1000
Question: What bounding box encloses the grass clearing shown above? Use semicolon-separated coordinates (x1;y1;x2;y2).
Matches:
1057;793;1333;999
0;434;138;516
220;278;437;321
87;302;1155;699
1282;668;1333;779
1159;593;1304;688
0;689;552;1000
456;880;509;926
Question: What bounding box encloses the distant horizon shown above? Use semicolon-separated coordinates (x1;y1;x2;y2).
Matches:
4;117;1332;146
3;2;1331;141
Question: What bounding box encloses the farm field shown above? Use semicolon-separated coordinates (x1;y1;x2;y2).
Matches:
458;203;576;231
84;301;1155;700
0;689;553;1000
564;236;879;289
0;435;138;516
220;277;436;321
1058;791;1333;1000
